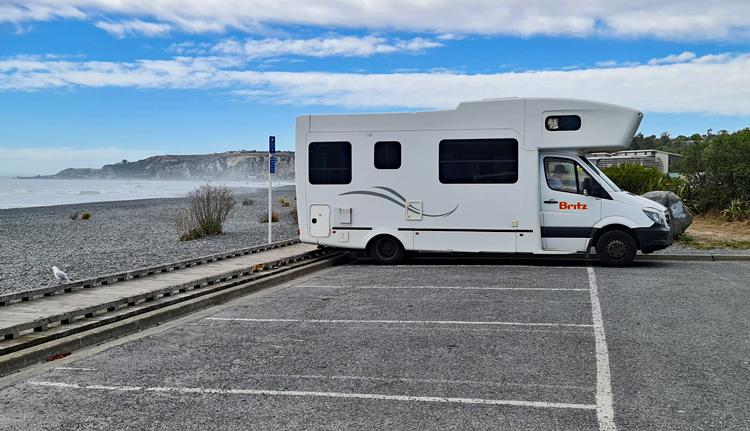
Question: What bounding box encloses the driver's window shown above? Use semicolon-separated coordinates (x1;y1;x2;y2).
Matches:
545;157;604;197
545;159;577;193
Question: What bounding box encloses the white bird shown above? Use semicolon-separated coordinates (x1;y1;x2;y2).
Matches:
52;266;72;284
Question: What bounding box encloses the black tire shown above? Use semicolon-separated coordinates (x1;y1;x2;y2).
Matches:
368;236;405;264
596;230;637;266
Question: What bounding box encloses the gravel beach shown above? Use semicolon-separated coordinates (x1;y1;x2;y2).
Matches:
0;186;298;295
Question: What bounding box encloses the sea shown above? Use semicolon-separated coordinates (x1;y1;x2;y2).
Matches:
0;178;294;209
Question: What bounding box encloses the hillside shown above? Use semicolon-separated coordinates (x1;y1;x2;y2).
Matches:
41;151;295;180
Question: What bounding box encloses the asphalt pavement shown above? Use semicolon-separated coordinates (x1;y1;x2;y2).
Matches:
0;259;747;430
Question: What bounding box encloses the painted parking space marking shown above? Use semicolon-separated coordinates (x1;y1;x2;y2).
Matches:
205;317;594;328
587;266;617;431
234;372;595;392
298;284;589;291
28;381;596;410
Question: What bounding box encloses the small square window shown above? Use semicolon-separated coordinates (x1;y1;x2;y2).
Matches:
374;141;401;169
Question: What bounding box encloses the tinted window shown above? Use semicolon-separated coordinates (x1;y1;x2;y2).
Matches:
439;139;518;184
309;141;351;184
374;141;401;169
545;115;581;131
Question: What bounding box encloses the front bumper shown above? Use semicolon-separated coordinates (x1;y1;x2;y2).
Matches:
634;223;672;253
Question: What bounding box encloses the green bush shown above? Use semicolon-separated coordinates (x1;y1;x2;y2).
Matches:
241;198;255;206
677;128;750;212
80;212;92;220
721;199;749;221
601;164;681;195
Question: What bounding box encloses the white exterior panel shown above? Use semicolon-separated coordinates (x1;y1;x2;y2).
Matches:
295;97;665;256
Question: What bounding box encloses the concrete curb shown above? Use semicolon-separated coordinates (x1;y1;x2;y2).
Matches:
0;253;352;377
636;253;750;262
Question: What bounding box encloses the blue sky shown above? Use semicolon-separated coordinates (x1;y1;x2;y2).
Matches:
1;1;749;176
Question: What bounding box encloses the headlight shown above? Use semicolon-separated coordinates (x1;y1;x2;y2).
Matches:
643;208;662;225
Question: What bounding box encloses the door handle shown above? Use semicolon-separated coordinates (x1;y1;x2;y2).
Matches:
543;199;558;204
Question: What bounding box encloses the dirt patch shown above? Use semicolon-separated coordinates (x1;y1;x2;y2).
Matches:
678;216;750;249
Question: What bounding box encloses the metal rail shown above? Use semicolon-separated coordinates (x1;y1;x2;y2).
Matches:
0;246;342;347
0;238;300;306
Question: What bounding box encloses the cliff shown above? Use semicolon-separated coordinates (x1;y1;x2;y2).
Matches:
45;151;295;180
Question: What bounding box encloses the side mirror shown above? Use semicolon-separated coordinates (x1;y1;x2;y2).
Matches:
583;189;589;196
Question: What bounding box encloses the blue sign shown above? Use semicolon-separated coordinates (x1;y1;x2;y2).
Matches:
269;155;276;174
269;136;276;154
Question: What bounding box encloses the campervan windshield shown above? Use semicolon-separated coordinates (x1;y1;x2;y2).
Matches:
580;156;621;193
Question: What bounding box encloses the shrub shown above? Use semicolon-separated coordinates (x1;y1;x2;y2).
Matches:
69;211;92;220
259;211;280;224
601;164;681;195
721;199;749;221
176;185;235;241
677;128;750;212
241;198;255;206
288;207;298;224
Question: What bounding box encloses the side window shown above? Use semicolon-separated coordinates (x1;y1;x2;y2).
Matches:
545;159;577;193
374;141;401;169
309;141;351;184
545;115;581;131
545;157;608;198
576;165;594;195
439;138;518;184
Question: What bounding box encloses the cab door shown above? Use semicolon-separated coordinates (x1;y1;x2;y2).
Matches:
540;156;603;251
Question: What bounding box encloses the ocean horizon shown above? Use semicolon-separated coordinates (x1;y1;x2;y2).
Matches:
0;178;294;209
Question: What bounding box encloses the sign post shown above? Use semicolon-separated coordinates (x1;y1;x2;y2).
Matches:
268;136;276;244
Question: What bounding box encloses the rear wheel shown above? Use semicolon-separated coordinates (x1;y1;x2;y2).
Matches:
368;236;405;264
596;230;637;266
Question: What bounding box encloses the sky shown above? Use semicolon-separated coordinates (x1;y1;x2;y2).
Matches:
1;1;749;176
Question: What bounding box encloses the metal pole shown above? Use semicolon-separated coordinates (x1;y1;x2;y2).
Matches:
268;151;272;244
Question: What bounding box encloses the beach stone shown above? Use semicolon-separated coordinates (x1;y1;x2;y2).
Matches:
642;191;693;238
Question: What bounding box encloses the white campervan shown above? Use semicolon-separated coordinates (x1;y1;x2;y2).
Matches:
294;98;672;266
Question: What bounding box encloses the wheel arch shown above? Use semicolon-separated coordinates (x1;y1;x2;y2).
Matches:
589;223;639;250
363;229;411;252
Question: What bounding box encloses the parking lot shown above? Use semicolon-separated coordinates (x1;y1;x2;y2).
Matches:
0;259;747;430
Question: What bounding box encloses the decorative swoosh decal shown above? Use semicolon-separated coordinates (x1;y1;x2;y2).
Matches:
339;187;459;218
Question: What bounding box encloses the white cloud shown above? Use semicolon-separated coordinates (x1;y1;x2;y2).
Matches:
94;19;172;38
2;1;750;40
648;51;696;65
211;36;442;58
0;147;163;176
1;52;749;116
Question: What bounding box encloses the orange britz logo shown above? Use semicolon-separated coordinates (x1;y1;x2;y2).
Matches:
559;201;588;210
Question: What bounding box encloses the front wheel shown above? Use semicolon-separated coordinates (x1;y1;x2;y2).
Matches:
368;236;405;264
596;230;637;266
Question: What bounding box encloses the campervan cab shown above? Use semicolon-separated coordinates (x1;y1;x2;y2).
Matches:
294;98;672;265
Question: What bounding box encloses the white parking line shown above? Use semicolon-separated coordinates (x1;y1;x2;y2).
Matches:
240;372;595;391
299;285;589;291
28;381;596;410
205;317;594;328
53;367;97;372
587;266;617;431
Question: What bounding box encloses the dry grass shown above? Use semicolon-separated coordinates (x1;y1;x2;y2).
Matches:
176;185;235;241
259;211;280;224
677;215;750;249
